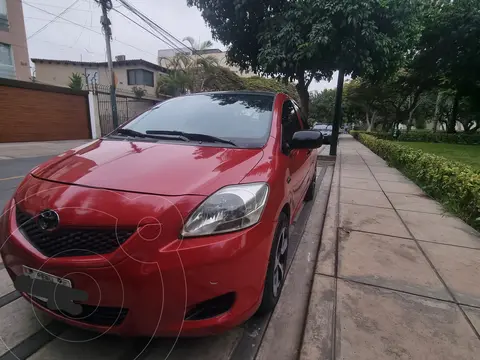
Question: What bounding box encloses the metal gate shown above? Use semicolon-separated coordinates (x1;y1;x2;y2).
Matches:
95;87;159;136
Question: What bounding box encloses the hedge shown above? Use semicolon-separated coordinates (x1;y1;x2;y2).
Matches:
350;130;480;144
357;133;480;231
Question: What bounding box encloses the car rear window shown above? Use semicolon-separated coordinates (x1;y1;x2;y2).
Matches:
122;93;275;148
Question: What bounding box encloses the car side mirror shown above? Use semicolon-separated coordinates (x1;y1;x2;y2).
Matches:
290;131;323;149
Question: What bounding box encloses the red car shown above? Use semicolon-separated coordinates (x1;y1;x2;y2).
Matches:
0;91;322;337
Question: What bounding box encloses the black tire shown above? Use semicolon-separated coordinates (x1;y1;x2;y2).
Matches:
257;212;289;315
304;169;317;202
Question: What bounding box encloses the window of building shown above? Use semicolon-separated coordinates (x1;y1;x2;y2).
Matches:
127;69;154;87
0;43;15;79
0;0;8;29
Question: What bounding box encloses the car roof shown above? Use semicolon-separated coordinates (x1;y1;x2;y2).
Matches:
183;90;278;97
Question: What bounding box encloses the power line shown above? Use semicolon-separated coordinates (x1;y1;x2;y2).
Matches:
23;2;93;12
25;16;101;28
115;0;195;56
27;0;81;39
111;7;188;55
23;1;157;57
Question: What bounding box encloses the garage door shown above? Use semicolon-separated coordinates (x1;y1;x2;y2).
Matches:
0;79;91;143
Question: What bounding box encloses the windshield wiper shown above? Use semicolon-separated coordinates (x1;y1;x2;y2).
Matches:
146;130;237;147
115;128;148;138
112;128;189;142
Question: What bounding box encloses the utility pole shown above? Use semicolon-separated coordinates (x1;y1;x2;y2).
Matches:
330;68;345;156
96;0;118;128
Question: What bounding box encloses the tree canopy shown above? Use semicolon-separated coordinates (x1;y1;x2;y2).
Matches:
187;0;422;119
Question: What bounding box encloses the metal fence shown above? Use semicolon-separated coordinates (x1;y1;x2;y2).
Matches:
94;86;159;136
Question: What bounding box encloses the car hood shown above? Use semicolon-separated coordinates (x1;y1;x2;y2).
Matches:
31;139;265;196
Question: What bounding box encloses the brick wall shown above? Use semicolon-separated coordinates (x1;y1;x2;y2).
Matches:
0;79;91;143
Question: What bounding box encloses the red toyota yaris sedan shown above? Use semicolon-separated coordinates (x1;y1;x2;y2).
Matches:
0;91;322;337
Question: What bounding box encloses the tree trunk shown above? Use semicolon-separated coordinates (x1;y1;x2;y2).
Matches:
447;91;460;133
366;112;371;131
407;108;417;132
330;67;345;156
432;91;443;133
371;111;377;129
295;78;310;117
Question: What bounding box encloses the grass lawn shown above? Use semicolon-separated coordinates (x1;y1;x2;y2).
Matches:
398;142;480;170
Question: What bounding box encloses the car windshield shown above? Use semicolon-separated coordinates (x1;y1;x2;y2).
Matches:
314;124;332;131
118;93;275;148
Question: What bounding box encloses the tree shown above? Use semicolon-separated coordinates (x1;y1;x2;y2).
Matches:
157;38;221;96
309;89;336;124
411;0;480;133
188;0;422;154
344;79;384;131
156;65;299;100
132;86;147;98
68;73;83;90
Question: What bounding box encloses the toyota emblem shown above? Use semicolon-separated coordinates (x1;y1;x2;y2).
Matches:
37;209;60;231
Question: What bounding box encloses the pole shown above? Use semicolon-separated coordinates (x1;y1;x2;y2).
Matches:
329;67;345;156
98;0;118;128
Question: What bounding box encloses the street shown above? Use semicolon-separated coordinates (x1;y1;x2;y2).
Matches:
0;148;331;360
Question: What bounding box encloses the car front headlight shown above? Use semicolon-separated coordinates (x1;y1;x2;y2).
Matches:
181;183;269;237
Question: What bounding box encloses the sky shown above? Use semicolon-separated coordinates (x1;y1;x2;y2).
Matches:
22;0;337;92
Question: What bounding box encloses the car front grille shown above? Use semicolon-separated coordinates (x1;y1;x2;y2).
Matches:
16;207;135;258
32;298;129;327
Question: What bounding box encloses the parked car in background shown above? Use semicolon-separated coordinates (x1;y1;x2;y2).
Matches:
0;91;323;337
313;123;333;144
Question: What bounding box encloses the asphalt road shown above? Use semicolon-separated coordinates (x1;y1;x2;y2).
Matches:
0;156;53;208
0;154;328;360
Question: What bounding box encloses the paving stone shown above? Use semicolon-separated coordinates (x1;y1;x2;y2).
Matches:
341;177;381;191
0;268;14;297
340;188;392;208
365;161;387;167
0;298;51;356
386;193;445;214
141;327;242;360
27;328;133;360
399;211;480;248
368;166;402;175
257;220;324;360
341;164;369;172
336;280;480;360
316;163;339;277
422;243;480;307
341;169;375;180
340;203;411;238
462;306;480;335
339;231;451;300
379;181;424;195
373;173;410;182
299;275;335;360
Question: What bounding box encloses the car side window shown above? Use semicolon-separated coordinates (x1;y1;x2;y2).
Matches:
293;102;310;130
281;101;302;151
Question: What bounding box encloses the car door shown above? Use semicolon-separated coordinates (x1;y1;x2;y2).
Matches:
292;101;315;201
281;100;307;216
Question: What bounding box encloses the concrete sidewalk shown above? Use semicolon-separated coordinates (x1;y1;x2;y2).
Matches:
301;135;480;360
0;140;91;159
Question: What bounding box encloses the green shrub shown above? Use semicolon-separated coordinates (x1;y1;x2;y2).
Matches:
357;134;480;230
352;130;480;144
350;130;393;140
397;131;480;144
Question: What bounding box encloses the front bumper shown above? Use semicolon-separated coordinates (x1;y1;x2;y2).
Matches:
0;185;277;337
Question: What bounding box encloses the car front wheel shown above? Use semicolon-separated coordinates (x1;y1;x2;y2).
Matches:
257;212;289;315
